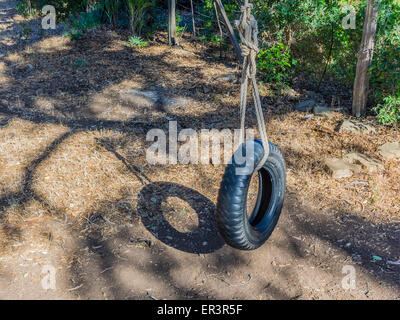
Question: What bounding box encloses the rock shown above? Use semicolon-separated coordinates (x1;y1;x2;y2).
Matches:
304;90;325;103
313;106;335;119
301;114;314;120
338;119;376;134
216;74;236;82
343;152;384;173
120;89;159;106
378;142;400;160
324;158;361;179
295;100;316;112
283;88;300;100
163;96;194;113
119;88;193;113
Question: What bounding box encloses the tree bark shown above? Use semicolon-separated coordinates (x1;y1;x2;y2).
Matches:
352;0;380;117
168;0;177;46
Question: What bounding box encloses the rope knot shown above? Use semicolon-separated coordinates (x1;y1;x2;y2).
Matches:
235;2;259;78
240;3;253;12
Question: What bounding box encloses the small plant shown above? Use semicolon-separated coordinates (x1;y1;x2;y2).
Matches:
63;29;83;40
372;93;400;126
19;21;33;40
72;58;87;68
257;43;296;85
126;36;148;48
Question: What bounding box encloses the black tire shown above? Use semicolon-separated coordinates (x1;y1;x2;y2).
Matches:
216;139;286;250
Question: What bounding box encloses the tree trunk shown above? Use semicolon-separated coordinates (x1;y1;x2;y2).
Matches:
214;1;224;58
168;0;177;46
214;0;242;62
190;0;196;36
26;0;32;15
352;0;380;117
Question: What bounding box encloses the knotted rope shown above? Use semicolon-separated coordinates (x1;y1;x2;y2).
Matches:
235;0;269;171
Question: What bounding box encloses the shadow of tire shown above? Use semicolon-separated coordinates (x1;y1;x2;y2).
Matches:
138;182;224;253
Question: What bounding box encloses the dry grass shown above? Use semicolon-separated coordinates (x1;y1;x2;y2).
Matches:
0;25;399;263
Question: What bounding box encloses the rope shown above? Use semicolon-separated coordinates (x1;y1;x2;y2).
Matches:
235;0;269;171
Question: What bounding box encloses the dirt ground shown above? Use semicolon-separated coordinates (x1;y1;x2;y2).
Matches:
0;0;399;300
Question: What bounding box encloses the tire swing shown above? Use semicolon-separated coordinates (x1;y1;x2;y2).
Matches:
216;0;286;250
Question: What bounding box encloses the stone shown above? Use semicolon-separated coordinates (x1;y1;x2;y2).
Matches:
378;142;400;160
313;105;335;119
324;158;361;179
295;99;316;112
343;152;384;173
301;114;314;120
283;88;300;100
216;74;236;82
162;96;194;113
119;88;193;113
338;119;376;134
119;89;159;106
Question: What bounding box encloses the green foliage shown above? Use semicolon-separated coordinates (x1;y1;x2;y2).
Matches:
63;29;83;40
372;94;400;125
15;1;32;17
370;0;400;102
63;10;102;40
98;0;120;26
257;43;296;84
126;35;148;48
70;10;102;31
126;0;154;36
17;0;86;20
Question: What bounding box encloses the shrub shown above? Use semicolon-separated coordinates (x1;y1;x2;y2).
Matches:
372;94;400;126
126;0;154;36
98;0;120;27
16;0;85;20
257;43;297;85
63;10;102;40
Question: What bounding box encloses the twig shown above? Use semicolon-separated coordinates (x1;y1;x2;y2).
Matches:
318;22;335;89
146;292;159;300
68;284;83;291
214;0;224;58
100;266;113;274
208;273;253;287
